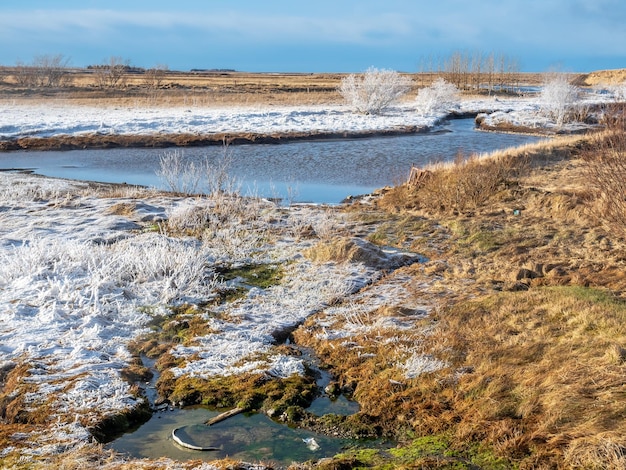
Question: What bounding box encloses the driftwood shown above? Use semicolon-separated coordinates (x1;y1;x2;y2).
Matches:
171;427;220;451
407;166;433;187
204;407;244;426
170;407;245;451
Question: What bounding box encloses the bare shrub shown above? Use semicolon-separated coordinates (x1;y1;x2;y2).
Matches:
13;54;71;88
339;67;412;115
415;152;523;213
415;77;459;116
205;144;239;196
540;73;580;127
156;150;203;195
93;56;130;89
12;60;36;87
32;54;72;87
582;103;626;238
156;144;239;196
143;64;168;90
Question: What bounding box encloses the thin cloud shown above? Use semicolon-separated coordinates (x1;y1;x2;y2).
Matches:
0;1;624;71
0;8;415;45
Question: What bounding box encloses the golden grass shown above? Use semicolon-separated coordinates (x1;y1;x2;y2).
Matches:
289;126;626;467
0;70;548;108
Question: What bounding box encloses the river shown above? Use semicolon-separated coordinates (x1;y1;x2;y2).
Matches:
0;118;542;203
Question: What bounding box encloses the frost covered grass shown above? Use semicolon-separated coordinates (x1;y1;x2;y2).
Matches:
0;170;422;467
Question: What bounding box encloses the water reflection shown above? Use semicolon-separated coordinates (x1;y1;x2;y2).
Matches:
110;406;362;466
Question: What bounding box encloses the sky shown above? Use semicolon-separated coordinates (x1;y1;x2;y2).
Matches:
1;0;625;73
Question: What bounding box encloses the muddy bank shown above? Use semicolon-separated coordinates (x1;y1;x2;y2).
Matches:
0;126;430;151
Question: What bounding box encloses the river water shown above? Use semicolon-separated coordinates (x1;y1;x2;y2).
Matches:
0;118;542;203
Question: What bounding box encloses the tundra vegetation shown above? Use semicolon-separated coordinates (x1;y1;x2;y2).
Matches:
1;61;626;469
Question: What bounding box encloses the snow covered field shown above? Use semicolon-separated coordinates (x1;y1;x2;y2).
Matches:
0;103;443;140
0;171;422;461
1;87;616;145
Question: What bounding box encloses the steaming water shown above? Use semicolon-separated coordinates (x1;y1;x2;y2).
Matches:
0;119;542;203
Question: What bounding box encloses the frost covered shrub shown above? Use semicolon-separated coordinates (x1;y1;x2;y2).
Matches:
415;78;459;116
608;82;626;102
540;74;580;126
339;67;412;115
156;147;239;196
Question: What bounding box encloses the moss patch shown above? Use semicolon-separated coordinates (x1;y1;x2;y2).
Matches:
217;263;284;289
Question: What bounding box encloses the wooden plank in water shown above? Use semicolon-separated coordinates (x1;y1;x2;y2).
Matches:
204;407;244;426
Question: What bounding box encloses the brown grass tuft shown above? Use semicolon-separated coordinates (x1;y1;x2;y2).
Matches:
304;236;399;269
107;201;137;216
582;103;626;239
378;150;528;215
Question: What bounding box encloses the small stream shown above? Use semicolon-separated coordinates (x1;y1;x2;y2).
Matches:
0;118;542;203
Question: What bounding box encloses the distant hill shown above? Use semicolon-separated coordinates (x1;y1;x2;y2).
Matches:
575;68;626;86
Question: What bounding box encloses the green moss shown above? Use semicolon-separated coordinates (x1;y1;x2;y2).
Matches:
332;435;514;470
218;263;284;289
553;285;622;305
388;435;453;460
160;368;317;412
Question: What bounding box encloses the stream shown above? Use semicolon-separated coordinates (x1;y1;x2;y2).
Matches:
0;118;542;203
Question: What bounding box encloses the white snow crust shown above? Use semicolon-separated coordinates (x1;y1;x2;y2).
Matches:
0;103;443;140
1;87;616;142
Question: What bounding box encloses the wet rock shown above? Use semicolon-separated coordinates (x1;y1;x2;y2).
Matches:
324;382;340;398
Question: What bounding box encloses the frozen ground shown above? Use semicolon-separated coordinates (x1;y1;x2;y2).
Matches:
0;103;443;140
0;89;617;142
0;86;619;464
0;171;420;460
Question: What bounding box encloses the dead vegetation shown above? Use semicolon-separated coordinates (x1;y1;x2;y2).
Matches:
288;114;626;468
0;69;550;109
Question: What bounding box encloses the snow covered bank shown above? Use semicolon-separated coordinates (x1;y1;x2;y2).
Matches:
0;103;441;143
1;89;616;151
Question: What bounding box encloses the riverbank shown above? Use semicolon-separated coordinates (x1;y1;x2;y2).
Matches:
3;128;626;469
0;95;608;152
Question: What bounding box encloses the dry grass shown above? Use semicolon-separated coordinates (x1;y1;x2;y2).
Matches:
427;287;626;464
0;70;548;108
581;103;626;239
289;125;626;468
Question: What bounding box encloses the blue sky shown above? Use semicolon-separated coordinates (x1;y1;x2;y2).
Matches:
1;0;625;72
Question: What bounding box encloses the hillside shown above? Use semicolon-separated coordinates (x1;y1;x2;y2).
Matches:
576;68;626;86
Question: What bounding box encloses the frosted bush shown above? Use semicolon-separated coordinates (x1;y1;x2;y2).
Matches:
156;147;240;196
608;82;626;102
339;67;412;115
415;78;459;116
156;150;203;195
540;74;580;126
